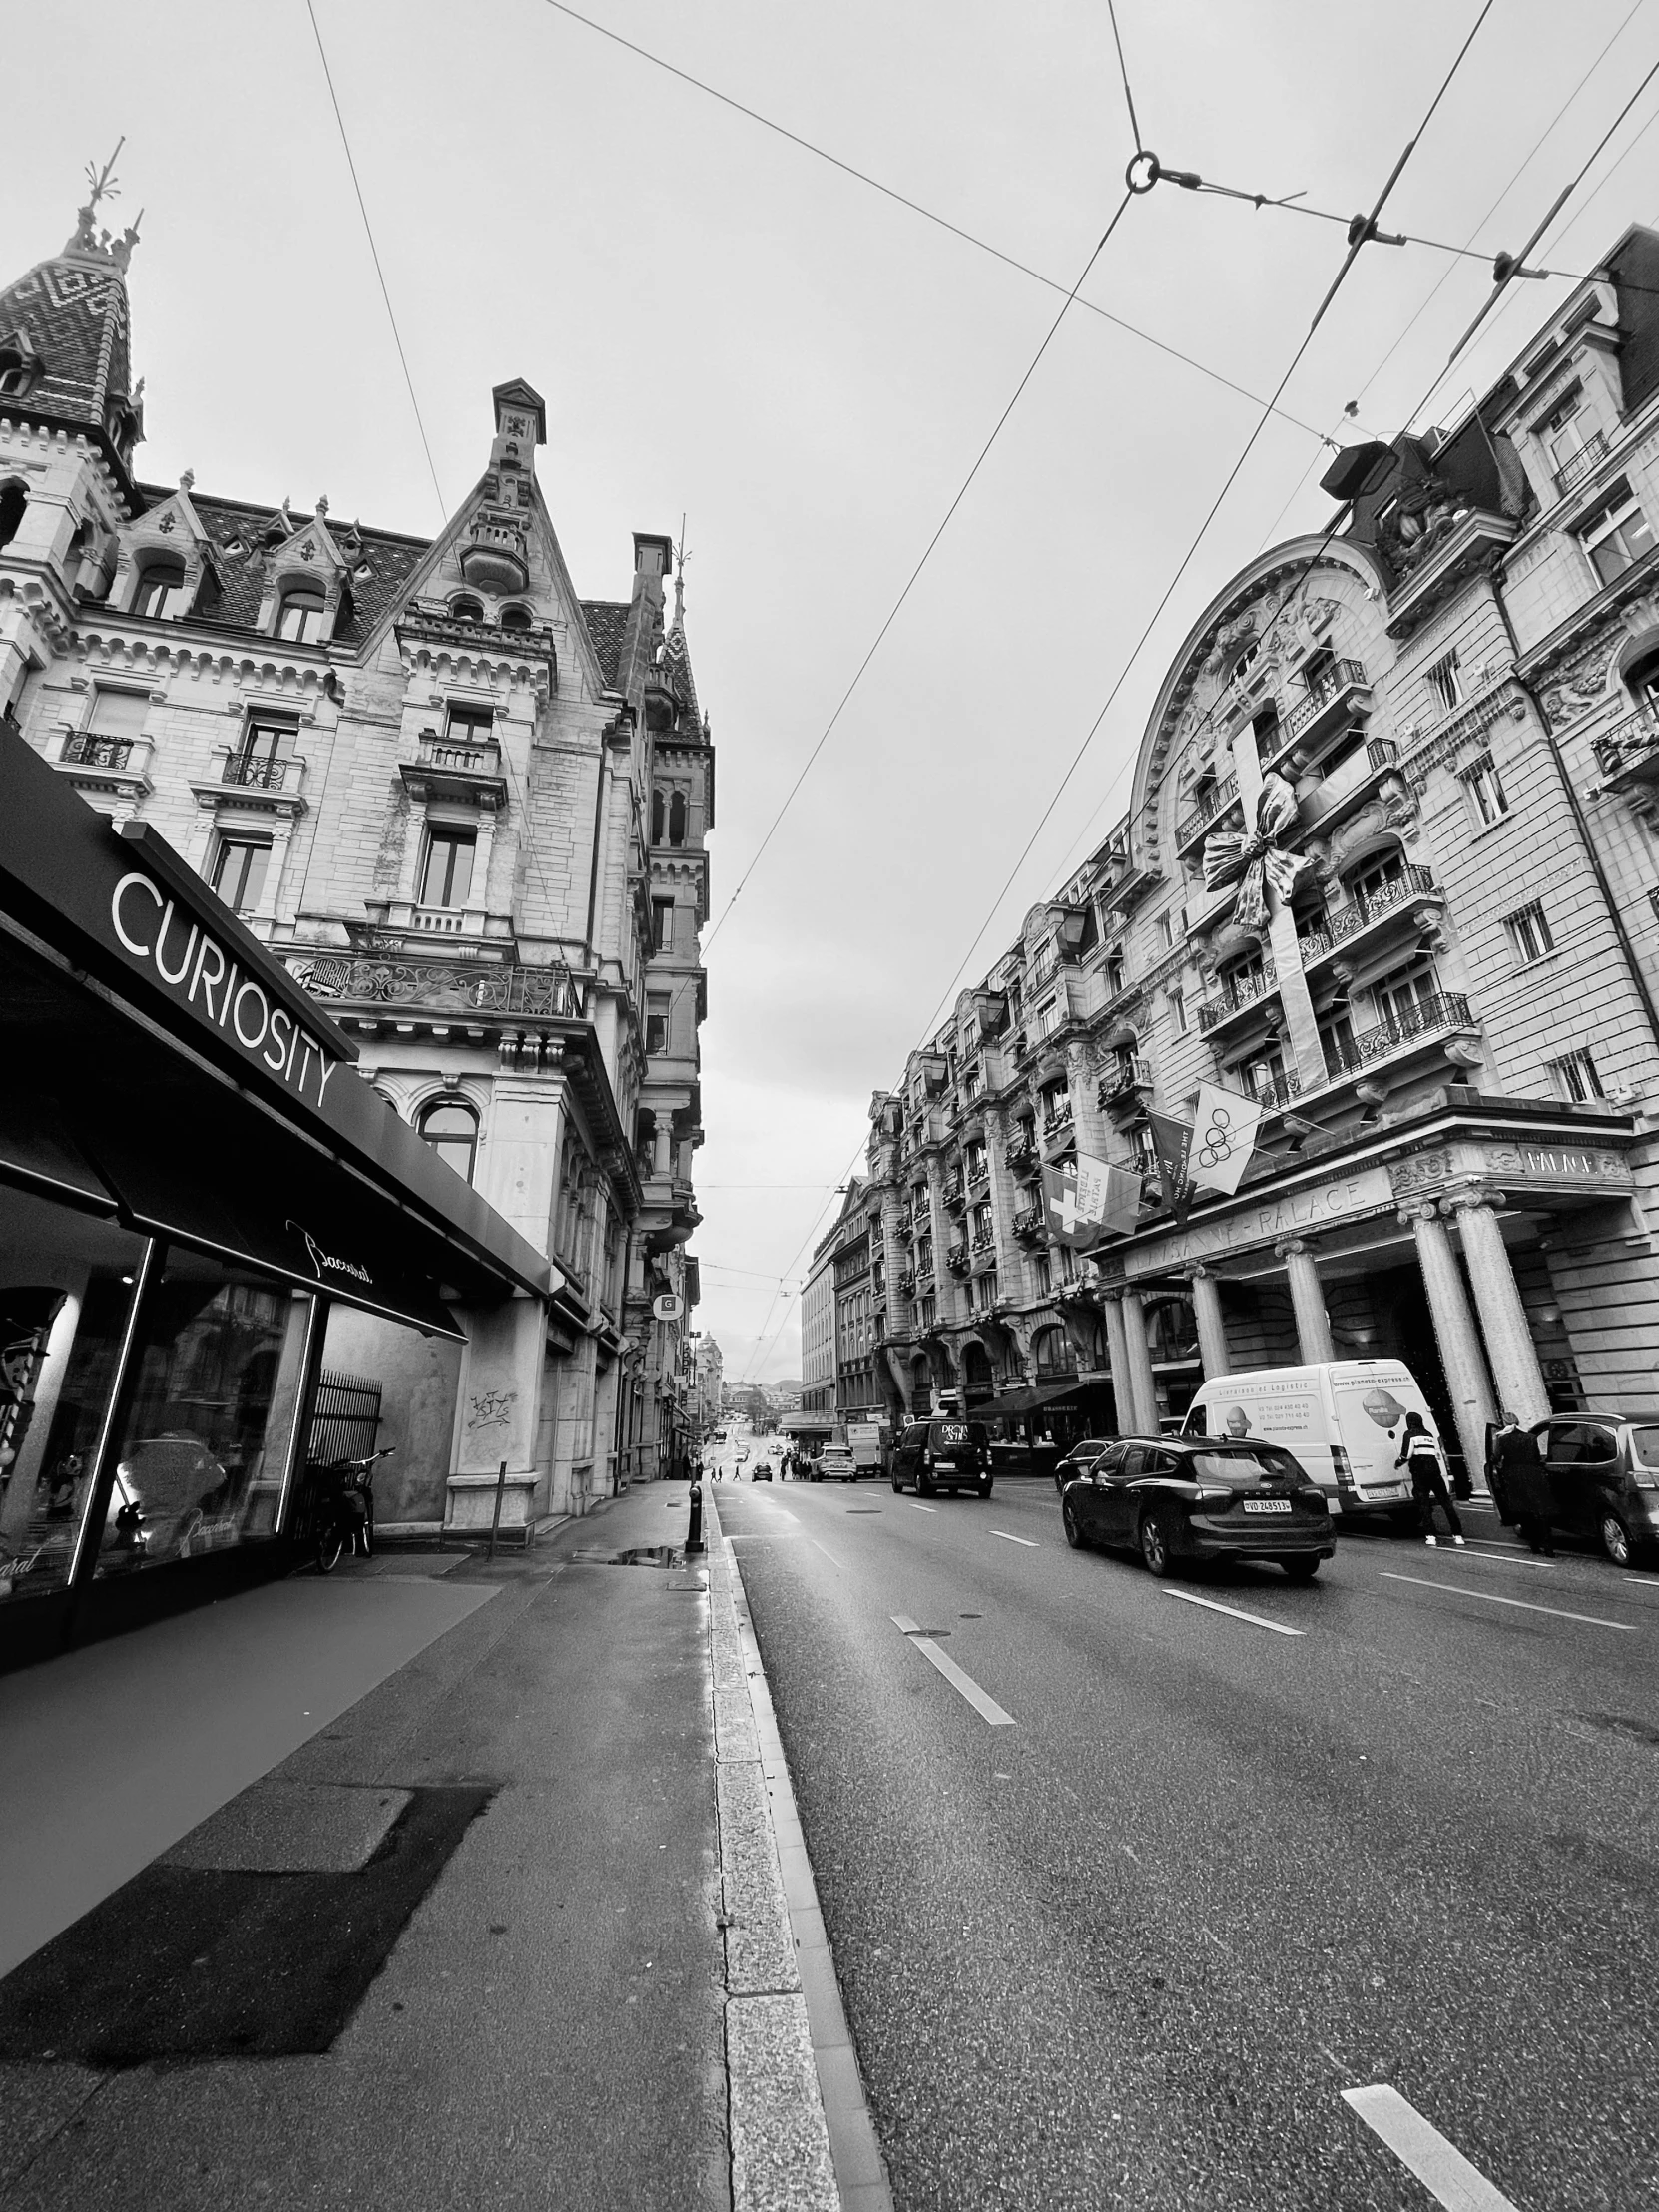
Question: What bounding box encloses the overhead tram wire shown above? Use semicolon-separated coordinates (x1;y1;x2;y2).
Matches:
303;0;446;524
1106;0;1144;157
869;0;1498;1079
536;0;1328;445
698;188;1137;958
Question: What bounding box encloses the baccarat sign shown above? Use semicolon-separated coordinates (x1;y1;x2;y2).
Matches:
110;870;341;1110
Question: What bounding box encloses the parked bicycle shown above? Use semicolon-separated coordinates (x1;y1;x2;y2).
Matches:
297;1446;394;1574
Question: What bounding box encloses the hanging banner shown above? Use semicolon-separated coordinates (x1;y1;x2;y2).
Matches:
1188;1082;1266;1196
1041;1151;1142;1247
1146;1110;1195;1219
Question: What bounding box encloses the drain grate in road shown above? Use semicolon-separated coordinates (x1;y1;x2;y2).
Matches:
0;1786;492;2063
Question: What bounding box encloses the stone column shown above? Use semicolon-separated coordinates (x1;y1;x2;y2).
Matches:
1399;1201;1496;1488
1276;1237;1335;1365
1100;1291;1133;1434
1120;1287;1159;1434
1188;1265;1230;1381
1446;1185;1550;1426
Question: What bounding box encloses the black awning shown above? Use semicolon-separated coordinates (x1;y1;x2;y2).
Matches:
974;1378;1103;1421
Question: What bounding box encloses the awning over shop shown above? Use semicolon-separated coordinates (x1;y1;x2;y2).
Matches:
972;1378;1108;1422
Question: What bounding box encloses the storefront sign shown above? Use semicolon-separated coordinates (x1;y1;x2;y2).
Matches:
1484;1142;1633;1191
111;871;339;1110
1117;1167;1394;1278
653;1294;684;1321
288;1220;373;1289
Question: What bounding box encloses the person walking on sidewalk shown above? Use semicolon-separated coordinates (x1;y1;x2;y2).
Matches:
1397;1411;1465;1547
1493;1410;1553;1554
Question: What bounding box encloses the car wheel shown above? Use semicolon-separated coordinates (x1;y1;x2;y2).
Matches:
891;1466;903;1492
1062;1499;1085;1550
917;1470;935;1499
1601;1510;1634;1566
977;1476;993;1499
1054;1468;1067;1494
1283;1556;1320;1582
1138;1508;1174;1579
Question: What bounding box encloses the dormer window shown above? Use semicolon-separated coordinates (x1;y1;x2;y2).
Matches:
498;604;532;631
450;595;484;622
133;559;189;620
1579;482;1655;588
0;350;29;399
276;587;326;643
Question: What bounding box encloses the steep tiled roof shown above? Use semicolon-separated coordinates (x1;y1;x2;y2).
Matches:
581;600;628;689
134;487;432;642
661;619;703;733
0;251;132;429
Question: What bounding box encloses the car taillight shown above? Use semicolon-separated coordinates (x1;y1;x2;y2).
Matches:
1298;1487;1329;1511
923;1449;932;1466
1194;1485;1233;1508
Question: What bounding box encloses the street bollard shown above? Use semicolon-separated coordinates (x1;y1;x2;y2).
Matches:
685;1479;705;1555
487;1457;508;1562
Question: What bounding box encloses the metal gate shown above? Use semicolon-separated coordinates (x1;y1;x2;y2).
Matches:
306;1370;383;1465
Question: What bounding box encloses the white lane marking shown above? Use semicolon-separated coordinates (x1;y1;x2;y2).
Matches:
1382;1572;1637;1631
990;1530;1039;1548
1342;2084;1520;2210
1453;1543;1558;1571
1162;1588;1305;1638
810;1538;844;1569
909;1503;937;1514
890;1614;1015;1727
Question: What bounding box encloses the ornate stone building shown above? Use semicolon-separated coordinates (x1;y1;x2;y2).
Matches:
861;224;1659;1487
0;198;711;1528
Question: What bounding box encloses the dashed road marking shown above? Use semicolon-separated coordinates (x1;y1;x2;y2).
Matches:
909;1503;936;1514
1162;1588;1306;1637
891;1615;1015;1727
990;1530;1039;1548
810;1538;844;1569
1382;1572;1637;1631
1342;2084;1519;2209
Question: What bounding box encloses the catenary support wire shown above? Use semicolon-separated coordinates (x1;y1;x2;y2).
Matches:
303;0;447;523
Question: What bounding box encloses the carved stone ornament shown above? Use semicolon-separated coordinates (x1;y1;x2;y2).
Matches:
1541;644;1618;728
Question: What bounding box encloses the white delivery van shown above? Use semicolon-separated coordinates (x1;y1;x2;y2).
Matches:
1182;1361;1438;1520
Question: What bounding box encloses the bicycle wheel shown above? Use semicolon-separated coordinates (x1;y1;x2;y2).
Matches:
316;1521;344;1574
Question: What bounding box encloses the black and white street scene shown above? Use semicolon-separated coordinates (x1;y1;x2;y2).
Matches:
6;4;1659;2206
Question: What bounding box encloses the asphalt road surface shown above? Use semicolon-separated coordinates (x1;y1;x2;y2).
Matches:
713;1450;1659;2211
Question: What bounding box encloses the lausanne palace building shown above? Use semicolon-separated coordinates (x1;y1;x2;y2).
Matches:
856;224;1659;1488
0;202;712;1532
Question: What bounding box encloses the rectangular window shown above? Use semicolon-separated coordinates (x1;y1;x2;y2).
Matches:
446;703;495;745
1461;751;1508;829
1580;482;1656;587
1424;649;1462;714
421;827;476;908
1131;1125;1158;1176
646;994;670;1055
88;687;151;740
1505;901;1555;965
1106;953;1126;995
1159;912;1175;951
1169;986;1187;1034
211;834;271;915
1034;1254;1052;1297
975;1272;998;1310
1550;1047;1604;1103
652;898;675;952
1037;996;1061;1036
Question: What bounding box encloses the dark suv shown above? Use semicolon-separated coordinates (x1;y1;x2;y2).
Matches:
1491;1414;1659;1564
891;1417;992;1499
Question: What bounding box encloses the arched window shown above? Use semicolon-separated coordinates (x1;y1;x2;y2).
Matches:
418;1097;478;1184
1626;646;1659;719
133;559;189;620
0;480;24;553
276;587;326;643
669;790;688;845
450;595;484;623
651;790;665;845
499;604;532;631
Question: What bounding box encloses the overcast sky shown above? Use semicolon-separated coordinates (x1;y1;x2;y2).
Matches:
9;1;1659;1380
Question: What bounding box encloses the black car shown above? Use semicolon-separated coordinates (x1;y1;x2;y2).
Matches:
1061;1436;1334;1578
1052;1436;1115;1493
891;1417;992;1498
1490;1414;1659;1563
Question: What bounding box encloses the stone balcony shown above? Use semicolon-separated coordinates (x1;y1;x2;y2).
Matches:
1197;959;1279;1036
1098;1054;1154;1114
1300;736;1399;833
1298;864;1440;969
1175;772;1241;856
282;949;586;1024
1004;1128;1040;1177
55;727;155;805
400;731;509;811
1592;706;1659;798
1273;659;1371;763
1012;1204;1045;1242
190;746;310;820
945;1245;970;1277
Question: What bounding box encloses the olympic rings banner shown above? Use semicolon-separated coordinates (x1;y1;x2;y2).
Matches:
1187;1082;1265;1196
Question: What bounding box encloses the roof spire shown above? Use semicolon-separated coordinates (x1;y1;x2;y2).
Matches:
64;140;142;271
672;514;690;630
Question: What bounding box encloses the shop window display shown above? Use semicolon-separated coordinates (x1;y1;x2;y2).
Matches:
93;1250;312;1578
0;1191;149;1605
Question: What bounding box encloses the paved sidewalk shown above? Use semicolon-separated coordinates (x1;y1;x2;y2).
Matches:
0;1484;740;2211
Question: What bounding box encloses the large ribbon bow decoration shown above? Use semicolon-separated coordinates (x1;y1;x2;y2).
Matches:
1201;771;1309;932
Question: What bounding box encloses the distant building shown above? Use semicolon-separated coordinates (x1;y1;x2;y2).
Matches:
858;225;1659;1493
688;1331;724;1430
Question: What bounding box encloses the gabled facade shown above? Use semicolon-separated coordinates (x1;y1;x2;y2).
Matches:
0;204;713;1528
858;225;1659;1494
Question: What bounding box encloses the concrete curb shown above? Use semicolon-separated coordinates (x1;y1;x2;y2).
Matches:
706;1493;894;2212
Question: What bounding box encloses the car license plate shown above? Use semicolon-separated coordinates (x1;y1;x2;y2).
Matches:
934;1460;956;1471
1242;1498;1293;1515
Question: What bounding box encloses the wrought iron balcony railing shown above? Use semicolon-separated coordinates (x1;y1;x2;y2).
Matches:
1175;772;1239;851
1004;1129;1038;1173
1042;1099;1075;1135
942;1171;966;1207
1197;959;1278;1033
1303;864;1436;962
971;1226;998;1253
1324;991;1475;1078
1554;431;1608;498
63;731;136;769
1013;1204;1044;1240
1098;1053;1153;1104
1283;659;1370;744
1249;1068;1302;1111
945;1246;970;1276
225;751;301;790
966;1159;990;1190
284;951;584;1019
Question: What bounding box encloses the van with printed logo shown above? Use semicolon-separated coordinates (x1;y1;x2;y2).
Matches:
1182;1361;1436;1523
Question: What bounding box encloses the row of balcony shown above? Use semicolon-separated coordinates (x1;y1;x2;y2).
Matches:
1197;957;1278;1033
1325;990;1475;1076
1296;863;1436;963
1174;771;1240;853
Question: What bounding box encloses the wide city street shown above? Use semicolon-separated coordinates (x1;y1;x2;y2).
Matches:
708;1433;1659;2212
